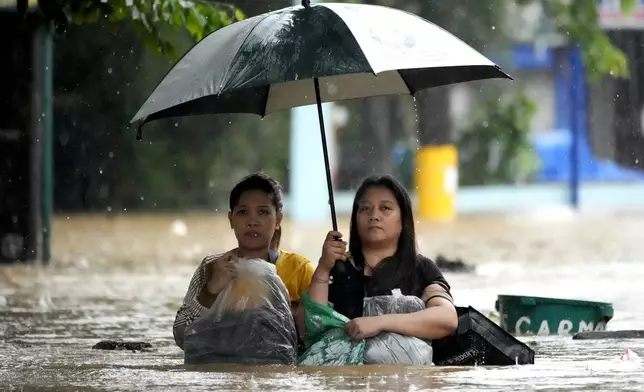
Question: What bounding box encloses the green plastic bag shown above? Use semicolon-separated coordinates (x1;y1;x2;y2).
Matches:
298;293;365;366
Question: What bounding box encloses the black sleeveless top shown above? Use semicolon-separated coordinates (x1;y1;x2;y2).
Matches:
327;255;451;320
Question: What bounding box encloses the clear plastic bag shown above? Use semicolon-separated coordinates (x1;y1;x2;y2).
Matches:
183;258;298;365
362;289;433;365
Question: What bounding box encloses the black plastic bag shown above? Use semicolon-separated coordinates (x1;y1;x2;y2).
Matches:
432;306;535;366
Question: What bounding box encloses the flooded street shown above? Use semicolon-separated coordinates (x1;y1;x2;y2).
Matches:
1;211;644;391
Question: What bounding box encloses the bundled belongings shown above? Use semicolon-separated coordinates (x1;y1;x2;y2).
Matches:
298;290;433;366
298;293;365;366
183;258;298;365
362;290;433;365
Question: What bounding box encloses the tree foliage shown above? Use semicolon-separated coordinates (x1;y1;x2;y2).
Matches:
44;2;295;211
457;89;539;186
517;0;636;80
19;0;244;57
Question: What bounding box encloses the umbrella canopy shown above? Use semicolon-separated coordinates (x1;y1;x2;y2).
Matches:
130;1;510;126
131;1;511;232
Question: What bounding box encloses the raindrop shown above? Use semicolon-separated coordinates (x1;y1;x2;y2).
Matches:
109;152;114;158
174;122;179;127
59;132;69;146
99;169;103;174
140;196;145;201
107;68;113;74
491;25;496;30
66;216;70;220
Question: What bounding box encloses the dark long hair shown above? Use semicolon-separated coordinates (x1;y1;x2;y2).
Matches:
349;175;419;295
229;172;284;249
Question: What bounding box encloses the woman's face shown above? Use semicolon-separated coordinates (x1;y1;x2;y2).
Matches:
356;186;402;247
228;190;281;252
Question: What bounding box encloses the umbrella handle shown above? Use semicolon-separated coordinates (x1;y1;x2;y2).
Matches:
301;0;311;8
313;77;338;232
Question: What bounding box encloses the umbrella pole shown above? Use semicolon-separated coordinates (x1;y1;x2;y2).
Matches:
313;77;338;231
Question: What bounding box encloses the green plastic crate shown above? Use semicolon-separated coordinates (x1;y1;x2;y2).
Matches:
496;295;614;336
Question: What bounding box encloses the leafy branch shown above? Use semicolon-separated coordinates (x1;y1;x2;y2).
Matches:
517;0;636;80
20;0;245;57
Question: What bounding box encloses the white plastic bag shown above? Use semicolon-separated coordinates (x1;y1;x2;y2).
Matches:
363;289;433;365
183;258;297;365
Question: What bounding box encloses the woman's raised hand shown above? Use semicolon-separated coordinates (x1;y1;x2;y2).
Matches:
205;251;237;295
318;231;348;272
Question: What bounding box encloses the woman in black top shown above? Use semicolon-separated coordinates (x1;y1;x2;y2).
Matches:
306;175;457;341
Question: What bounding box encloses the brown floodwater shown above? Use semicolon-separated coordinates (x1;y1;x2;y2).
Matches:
1;211;644;391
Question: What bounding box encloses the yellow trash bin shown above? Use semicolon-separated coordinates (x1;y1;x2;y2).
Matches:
415;145;458;221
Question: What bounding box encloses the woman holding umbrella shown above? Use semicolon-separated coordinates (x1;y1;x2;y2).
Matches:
305;175;457;345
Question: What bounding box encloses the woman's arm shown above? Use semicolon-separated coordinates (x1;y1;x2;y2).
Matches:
377;284;458;340
308;230;349;306
172;253;224;349
345;284;458;341
307;265;334;305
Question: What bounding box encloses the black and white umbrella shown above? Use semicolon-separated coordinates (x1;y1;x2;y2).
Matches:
131;0;511;230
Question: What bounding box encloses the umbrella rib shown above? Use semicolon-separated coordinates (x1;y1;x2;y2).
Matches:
261;84;270;117
221;13;273;93
320;5;377;74
396;70;415;96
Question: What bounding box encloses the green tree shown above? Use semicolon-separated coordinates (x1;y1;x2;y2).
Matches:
457;89;539;186
416;0;636;146
518;0;635;80
43;1;295;211
20;0;244;57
